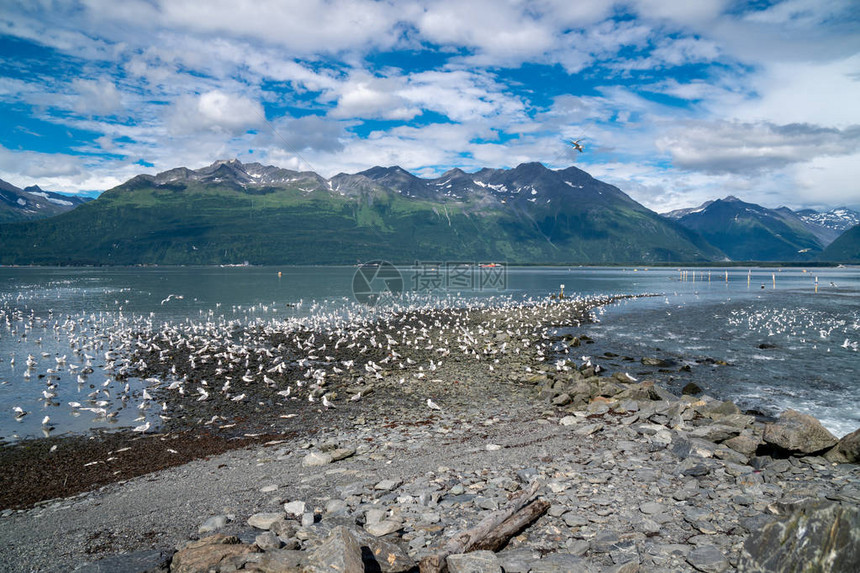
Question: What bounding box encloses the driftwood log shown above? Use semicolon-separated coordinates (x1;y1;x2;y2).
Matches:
419;481;545;573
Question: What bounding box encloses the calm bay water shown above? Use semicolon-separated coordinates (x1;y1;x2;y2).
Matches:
0;265;857;441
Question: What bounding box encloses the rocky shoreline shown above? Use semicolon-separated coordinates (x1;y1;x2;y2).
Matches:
0;296;858;572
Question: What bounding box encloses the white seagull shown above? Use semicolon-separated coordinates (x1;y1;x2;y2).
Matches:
427;398;442;411
133;421;151;433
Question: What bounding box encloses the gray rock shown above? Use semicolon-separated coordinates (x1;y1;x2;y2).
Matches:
305;526;364;573
686;545;729;572
375;479;401;491
763;409;839;454
446;550;502;572
562;511;589;527
283;500;306;517
325;499;349;515
825;427;860;463
198;514;229;534
348;526;415;573
591;531;621;553
269;520;297;539
530;552;596;573
247;512;284;531
365;507;388;525
671;435;717;459
639;501;665;515
330;447;356;461
364;519;402;537
497;548;541;573
690;424;741;443
255;549;307;572
610;540;639;565
682;382;703;395
737;501;860;573
254;531;282;551
170;535;259;573
302;451;333;467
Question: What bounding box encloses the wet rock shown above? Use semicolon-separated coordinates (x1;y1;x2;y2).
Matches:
763;409;839;454
446;550;502;572
686;544;729;572
704;401;741;417
682;382;703;395
171;534;259;573
305;526;364;573
737;501;860;573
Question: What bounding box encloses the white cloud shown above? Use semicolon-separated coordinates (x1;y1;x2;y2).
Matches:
791;152;860;208
328;75;420;120
0;145;82;179
167;90;265;136
630;0;730;27
417;0;556;64
725;55;860;127
158;0;408;54
72;78;123;116
656;121;860;174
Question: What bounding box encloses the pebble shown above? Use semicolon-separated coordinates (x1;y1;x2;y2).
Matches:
15;297;858;573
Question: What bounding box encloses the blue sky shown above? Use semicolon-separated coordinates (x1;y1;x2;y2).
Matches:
1;0;858;212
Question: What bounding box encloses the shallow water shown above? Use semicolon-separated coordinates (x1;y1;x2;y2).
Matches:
0;265;857;440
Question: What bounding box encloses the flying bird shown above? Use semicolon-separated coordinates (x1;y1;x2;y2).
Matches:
566;139;585;152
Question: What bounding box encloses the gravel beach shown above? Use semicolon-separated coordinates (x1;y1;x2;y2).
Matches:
0;296;857;572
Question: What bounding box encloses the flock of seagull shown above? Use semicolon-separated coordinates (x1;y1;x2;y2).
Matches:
1;291;612;440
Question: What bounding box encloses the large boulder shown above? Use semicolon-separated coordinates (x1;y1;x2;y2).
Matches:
825;428;860;464
305;526;364;573
762;409;838;454
737;501;860;572
170;534;259;573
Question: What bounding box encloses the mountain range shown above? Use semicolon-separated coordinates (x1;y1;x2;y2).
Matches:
0;179;91;223
0;160;857;265
0;160;720;265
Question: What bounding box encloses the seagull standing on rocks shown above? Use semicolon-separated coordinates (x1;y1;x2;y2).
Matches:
133;421;151;433
427;398;442;411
